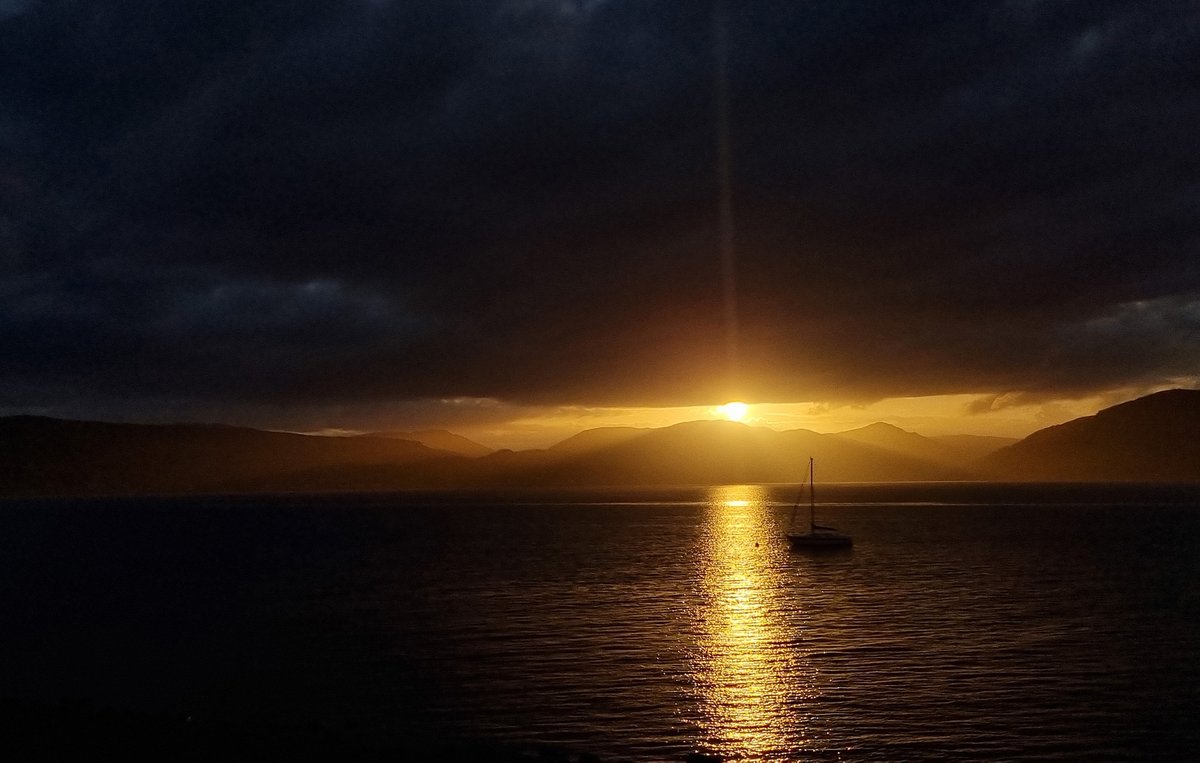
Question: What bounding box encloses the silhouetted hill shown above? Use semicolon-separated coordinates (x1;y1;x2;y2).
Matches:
979;389;1200;481
547;426;648;456
363;429;492;457
0;417;456;496
19;393;1196;496
474;419;976;486
838;422;955;465
836;423;1015;464
931;434;1019;461
0;414;996;496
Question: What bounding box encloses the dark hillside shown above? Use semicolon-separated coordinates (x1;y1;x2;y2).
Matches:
979;389;1200;481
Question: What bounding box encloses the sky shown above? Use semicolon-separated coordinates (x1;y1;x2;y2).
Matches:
1;0;1198;448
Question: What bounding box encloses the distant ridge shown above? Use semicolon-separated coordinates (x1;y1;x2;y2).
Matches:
477;419;979;486
363;429;492;457
931;434;1020;462
0;415;984;495
834;423;1016;461
834;422;1015;467
0;416;454;497
547;426;648;455
4;390;1196;496
979;389;1200;481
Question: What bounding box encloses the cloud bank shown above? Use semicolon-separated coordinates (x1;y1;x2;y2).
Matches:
2;0;1197;425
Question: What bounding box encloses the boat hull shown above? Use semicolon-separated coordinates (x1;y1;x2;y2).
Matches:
787;532;852;550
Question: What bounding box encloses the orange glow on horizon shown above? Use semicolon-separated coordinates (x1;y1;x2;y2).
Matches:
440;387;1183;451
716;401;749;422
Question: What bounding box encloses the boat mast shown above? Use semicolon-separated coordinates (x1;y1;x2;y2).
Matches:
809;456;815;532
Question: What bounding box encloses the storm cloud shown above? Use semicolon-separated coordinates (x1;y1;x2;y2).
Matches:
2;0;1198;423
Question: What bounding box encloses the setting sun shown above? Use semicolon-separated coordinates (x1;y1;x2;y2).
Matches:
717;401;749;422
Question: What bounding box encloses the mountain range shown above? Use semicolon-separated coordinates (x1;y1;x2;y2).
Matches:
1;389;1197;497
978;389;1200;481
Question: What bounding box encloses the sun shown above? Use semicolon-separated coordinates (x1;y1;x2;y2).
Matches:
716;401;749;422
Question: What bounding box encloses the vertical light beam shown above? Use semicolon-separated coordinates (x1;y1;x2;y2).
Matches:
713;0;740;397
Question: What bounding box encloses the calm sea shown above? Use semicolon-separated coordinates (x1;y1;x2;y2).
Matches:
3;484;1199;760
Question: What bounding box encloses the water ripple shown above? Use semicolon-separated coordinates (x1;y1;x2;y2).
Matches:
4;489;1199;760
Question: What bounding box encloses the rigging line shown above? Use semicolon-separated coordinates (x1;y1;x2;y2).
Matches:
788;467;811;529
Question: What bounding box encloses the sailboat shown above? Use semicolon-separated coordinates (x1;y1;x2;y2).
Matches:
786;457;852;550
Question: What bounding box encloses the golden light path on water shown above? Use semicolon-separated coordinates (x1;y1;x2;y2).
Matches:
693;485;820;761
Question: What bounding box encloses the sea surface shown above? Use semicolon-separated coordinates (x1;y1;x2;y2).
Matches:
3;483;1200;760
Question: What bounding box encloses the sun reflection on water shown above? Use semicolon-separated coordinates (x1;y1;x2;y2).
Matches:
691;485;819;761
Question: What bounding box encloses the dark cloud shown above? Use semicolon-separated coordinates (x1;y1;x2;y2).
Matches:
2;0;1198;424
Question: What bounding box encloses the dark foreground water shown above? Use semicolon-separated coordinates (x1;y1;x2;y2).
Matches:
3;484;1200;760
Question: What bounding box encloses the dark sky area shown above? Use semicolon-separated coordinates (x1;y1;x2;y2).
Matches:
1;0;1197;431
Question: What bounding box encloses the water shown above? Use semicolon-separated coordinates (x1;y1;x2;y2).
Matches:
3;484;1199;760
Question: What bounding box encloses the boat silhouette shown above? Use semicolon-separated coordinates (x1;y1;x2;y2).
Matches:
786;457;852;550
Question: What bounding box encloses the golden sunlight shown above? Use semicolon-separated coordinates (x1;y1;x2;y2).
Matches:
716;401;749;422
453;389;1130;450
691;485;816;758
